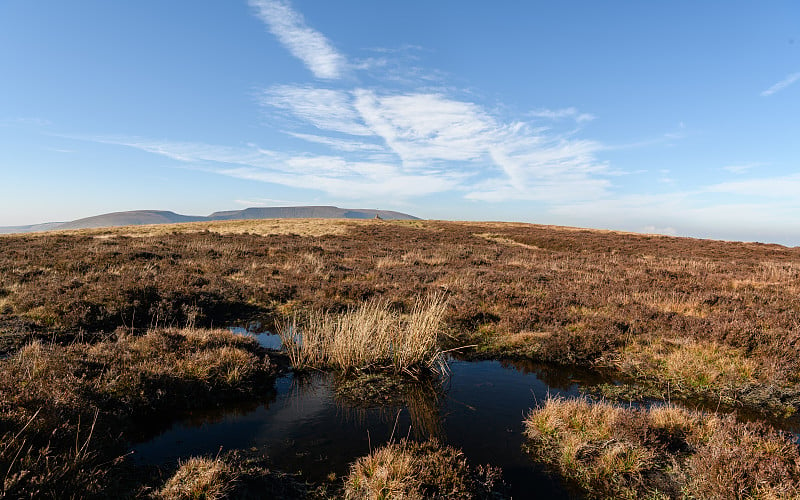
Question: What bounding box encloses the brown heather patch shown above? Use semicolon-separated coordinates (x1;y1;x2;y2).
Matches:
525;398;800;499
2;218;800;416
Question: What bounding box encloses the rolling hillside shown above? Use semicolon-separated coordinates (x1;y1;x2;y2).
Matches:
0;206;419;234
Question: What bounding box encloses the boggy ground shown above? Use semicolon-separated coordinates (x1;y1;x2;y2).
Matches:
2;218;800;496
2;219;799;416
0;327;280;497
525;397;800;499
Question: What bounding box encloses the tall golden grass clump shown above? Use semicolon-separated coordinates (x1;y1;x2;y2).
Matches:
279;295;448;374
345;443;422;500
524;397;800;499
158;456;235;499
344;439;502;500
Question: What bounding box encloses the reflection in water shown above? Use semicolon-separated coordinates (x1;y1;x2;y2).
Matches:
498;358;608;390
132;360;590;498
228;325;283;350
331;372;445;441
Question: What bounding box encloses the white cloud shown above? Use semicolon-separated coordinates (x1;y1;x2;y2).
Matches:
96;137;463;200
352;90;496;165
708;173;800;198
249;0;345;79
257;83;614;203
529;107;595;123
722;162;763;174
760;71;800;97
261;86;373;136
287;132;383;152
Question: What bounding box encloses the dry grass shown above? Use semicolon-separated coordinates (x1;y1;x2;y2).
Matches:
525;397;800;499
279;295;448;374
10;218;356;239
158;456;236;500
524;398;653;499
0;327;277;497
0;409;110;499
345;442;421;500
616;339;764;406
2;218;800;416
344;439;502;500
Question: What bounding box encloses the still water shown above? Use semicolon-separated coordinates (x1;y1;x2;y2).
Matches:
131;332;605;498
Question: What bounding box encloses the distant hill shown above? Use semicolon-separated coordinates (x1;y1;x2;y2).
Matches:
208;206;417;221
0;206;420;234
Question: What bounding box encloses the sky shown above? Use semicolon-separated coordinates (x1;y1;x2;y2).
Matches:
1;1;799;245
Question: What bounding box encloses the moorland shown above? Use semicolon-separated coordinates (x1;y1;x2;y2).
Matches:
1;218;799;498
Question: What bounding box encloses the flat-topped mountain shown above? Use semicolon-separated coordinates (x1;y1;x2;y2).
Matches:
208;206;416;221
0;206;419;234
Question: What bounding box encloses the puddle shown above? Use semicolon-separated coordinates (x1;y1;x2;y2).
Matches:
229;324;283;350
131;359;603;498
129;338;800;498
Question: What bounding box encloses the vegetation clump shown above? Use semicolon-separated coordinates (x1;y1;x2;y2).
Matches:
158;456;235;499
344;439;504;499
279;295;448;374
0;327;278;497
524;397;800;499
155;450;320;500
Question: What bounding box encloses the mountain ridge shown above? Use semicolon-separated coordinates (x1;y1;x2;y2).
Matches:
0;206;420;234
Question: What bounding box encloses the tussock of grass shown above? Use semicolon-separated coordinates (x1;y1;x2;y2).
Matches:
525;397;800;499
617;339;761;398
158;456;235;500
345;442;420;500
156;451;319;500
344;439;502;500
279;295;448;374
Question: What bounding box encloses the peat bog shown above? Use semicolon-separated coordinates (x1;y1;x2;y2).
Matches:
2;218;800;498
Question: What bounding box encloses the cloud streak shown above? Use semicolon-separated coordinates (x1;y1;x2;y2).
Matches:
95;136;464;200
261;85;372;136
257;84;613;202
708;173;800;198
529;107;595;123
241;1;615;204
760;71;800;96
249;0;345;79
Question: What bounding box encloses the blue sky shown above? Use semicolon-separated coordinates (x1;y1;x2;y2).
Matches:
1;1;799;245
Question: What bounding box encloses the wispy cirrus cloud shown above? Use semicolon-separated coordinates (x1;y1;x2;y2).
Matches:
242;0;615;205
94;136;464;200
256;84;612;202
708;173;800;198
528;107;595;123
249;0;345;79
352;90;496;165
286;132;384;152
261;85;372;136
722;162;763;174
760;71;800;96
